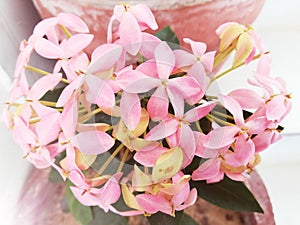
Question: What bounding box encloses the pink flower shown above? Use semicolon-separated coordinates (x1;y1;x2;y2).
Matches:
117;41;203;122
132;172;197;216
56;43;123;109
146;101;216;167
174;38;216;88
249;55;292;123
108;4;158;55
216;22;263;66
192;148;248;183
59;98;115;156
12;107;61;169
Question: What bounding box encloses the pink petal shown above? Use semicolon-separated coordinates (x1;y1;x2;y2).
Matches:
175;188;197;211
34;38;64;59
117;68;149;89
204;126;239;149
146;118;178;141
172;180;189;206
36;110;60;145
185;101;216;122
246;117;269;134
136;194;172;215
65;34;94;57
183;38;206;57
130;4;158;30
174;49;195;68
226;135;254;166
70;187;101;206
257;54;271;76
171;76;204;105
253;130;281;152
85;75;115;109
123;76;159;93
226;173;245;182
56;74;85;107
201;51;216;72
155;42;175;80
60;99;78;138
147;86;169;121
167;130;180;148
187;62;206;88
27;146;54;169
194;131;218;158
57;13;89;33
229;89;264;109
136;59;159;78
109;206;143;216
88;44;123;74
33;17;60;37
27;73;62;100
119;12;142;55
68;170;89;189
220;95;244;126
266;95;287;122
139;33;161;59
69;53;89;74
192;158;221;181
120;92;141;130
106;15;116;43
71;130;115;155
179;124;196;167
166;84;184;117
13;117;36;147
134;145;166;167
98;176;121;212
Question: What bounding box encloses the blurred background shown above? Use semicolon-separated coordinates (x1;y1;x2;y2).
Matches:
0;0;299;224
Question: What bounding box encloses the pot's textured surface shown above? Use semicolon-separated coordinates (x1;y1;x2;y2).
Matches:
14;168;275;225
32;0;265;52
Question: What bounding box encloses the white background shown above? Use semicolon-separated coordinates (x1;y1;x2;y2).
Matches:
0;0;299;225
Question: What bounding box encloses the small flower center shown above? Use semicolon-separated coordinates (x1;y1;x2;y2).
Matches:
161;80;167;87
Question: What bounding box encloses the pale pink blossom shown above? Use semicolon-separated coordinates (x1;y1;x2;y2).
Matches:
108;4;158;55
174;38;216;88
117;41;203;122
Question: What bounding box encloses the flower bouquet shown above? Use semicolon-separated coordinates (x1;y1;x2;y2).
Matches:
4;3;291;225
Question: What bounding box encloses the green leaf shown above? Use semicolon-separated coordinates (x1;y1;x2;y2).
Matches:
155;26;180;50
147;211;197;225
147;211;183;225
41;87;64;102
180;213;198;225
49;167;64;183
89;207;128;225
191;176;264;213
65;182;93;225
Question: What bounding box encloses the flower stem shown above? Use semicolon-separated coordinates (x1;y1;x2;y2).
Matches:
206;114;235;126
117;148;130;173
79;108;102;123
213;45;235;69
59;25;72;38
195;120;203;132
210;51;270;87
26;65;70;84
39;100;58;107
96;144;124;176
211;110;234;121
26;65;49;75
29;117;40;124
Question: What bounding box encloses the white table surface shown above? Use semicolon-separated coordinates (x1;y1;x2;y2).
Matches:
0;1;300;225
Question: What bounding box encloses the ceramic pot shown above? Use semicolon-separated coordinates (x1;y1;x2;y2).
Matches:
14;168;275;225
32;0;266;52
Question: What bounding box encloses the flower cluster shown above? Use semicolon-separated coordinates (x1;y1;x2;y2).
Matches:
4;3;291;218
